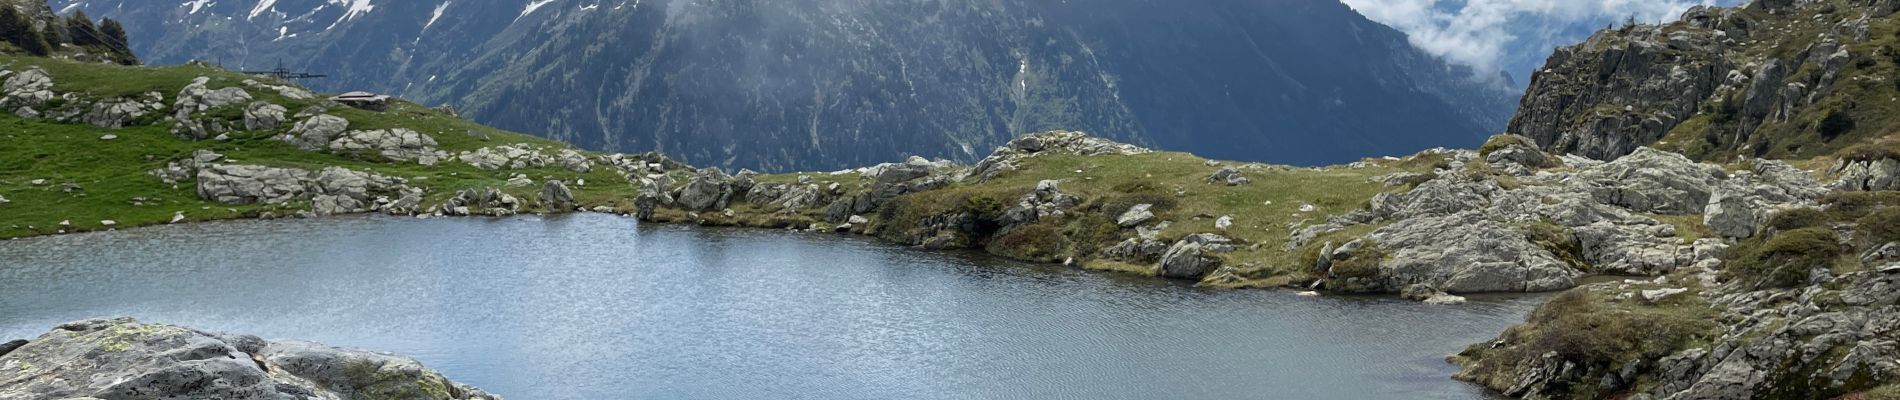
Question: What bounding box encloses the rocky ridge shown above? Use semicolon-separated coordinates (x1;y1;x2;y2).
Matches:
1510;0;1900;166
0;317;499;400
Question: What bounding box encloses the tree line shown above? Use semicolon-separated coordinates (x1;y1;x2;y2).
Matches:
0;7;135;65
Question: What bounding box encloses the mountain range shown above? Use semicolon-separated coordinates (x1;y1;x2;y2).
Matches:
54;0;1519;171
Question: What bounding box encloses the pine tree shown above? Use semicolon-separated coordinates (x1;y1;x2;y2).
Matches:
98;18;137;65
99;18;128;49
66;10;102;47
0;7;50;56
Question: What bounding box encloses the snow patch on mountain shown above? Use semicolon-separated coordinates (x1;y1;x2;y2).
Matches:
248;0;277;20
185;0;213;14
520;0;556;20
425;1;451;30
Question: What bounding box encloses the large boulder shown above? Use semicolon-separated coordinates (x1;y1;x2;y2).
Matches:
1833;157;1900;192
674;168;735;211
283;114;350;150
1572;147;1730;215
195;164;311;205
541;180;576;211
243;101;288;131
79;93;165;129
1366;211;1580;293
1157;233;1236;279
1;68;55;117
171;77;253;140
328;129;448;165
0;317;500;399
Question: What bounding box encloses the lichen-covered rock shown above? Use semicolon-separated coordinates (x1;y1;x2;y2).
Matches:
195;164;311;205
1;68;55;117
674;168;736;211
1365;211;1580;293
243;101;288;131
0;317;500;399
79;93;165;129
457;144;595;173
1834;157;1900;192
283;114;350;150
541;180;575;211
1571;147;1729;215
329;129;449;165
1001;180;1081;226
1156;233;1235;279
969;131;1150;180
1116;204;1156;227
171;77;253;140
241;79;315;100
1207;167;1251;186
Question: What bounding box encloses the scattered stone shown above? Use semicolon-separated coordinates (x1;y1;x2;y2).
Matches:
1207;167;1251;186
99;134;117;140
1117;204;1156;227
1215;215;1234;230
1639;287;1689;301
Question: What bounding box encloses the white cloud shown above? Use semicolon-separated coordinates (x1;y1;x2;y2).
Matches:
1341;0;1731;74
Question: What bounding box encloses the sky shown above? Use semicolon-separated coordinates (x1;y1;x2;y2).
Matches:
1340;0;1744;83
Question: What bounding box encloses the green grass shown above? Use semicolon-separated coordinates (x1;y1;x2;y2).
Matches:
860;151;1424;283
0;54;635;238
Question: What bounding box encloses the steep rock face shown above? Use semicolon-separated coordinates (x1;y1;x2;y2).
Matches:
1509;1;1900;162
66;0;1514;171
0;317;501;399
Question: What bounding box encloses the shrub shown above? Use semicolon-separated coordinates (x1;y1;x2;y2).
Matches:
1062;214;1122;257
1523;290;1720;371
1727;228;1841;289
1819;111;1857;141
1764;207;1830;233
1822;191;1900;219
1840;142;1900;163
1458;289;1720;399
988;222;1069;262
1857;208;1900;246
1328;245;1386;279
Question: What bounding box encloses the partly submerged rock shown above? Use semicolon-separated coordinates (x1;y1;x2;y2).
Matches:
0;317;501;399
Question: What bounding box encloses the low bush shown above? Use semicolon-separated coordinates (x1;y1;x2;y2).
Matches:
1822;191;1900;220
988;222;1070;262
1327;245;1386;279
1764;207;1830;233
1857;207;1900;246
1726;227;1841;289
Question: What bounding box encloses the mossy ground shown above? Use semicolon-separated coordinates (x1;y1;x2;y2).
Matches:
1453;285;1723;398
866;151;1431;285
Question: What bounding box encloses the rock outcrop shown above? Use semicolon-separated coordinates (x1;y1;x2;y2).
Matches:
194;163;420;216
1;68;55;118
1301;139;1825;294
0;317;500;399
171;77;253;140
968;131;1150;181
283;114;350;150
457;144;593;173
329;129;449;165
1508;1;1900;162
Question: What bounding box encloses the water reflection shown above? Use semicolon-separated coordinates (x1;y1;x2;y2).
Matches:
0;214;1539;399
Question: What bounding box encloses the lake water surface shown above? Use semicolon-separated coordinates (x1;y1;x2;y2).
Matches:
0;214;1541;399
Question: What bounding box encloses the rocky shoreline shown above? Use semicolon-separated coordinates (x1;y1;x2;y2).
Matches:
0;318;499;400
